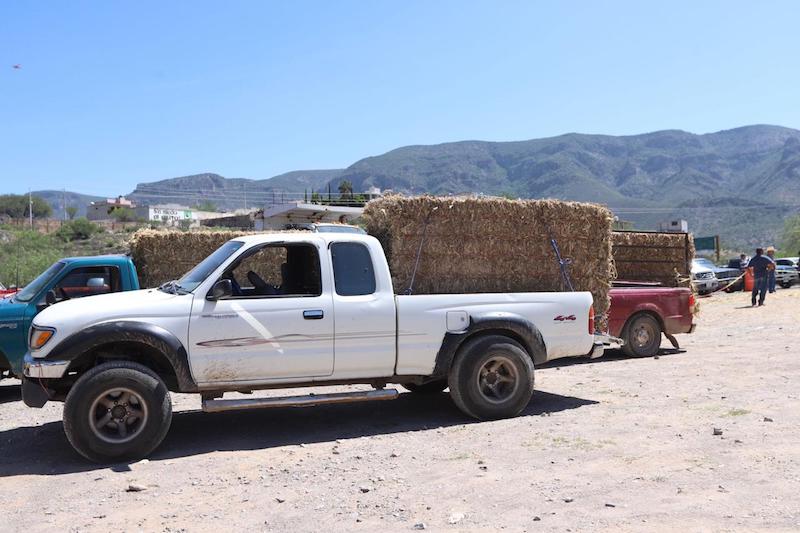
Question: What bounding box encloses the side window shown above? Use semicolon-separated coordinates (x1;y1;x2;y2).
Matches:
331;242;376;296
221;243;321;298
54;266;120;299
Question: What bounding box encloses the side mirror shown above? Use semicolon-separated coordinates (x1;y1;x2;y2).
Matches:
207;279;233;301
46;290;58;306
36;290;58;312
86;277;105;288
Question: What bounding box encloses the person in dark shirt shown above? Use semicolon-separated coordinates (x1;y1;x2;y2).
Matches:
749;248;775;306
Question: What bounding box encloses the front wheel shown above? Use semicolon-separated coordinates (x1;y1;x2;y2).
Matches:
623;314;662;357
448;335;534;420
63;361;172;463
780;281;791;289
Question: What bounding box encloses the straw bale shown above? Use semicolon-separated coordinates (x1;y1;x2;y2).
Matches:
611;231;695;287
130;229;254;288
363;196;615;319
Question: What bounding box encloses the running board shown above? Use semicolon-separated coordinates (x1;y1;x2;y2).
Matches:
201;388;399;413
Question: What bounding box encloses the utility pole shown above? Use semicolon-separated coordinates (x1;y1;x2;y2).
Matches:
28;189;33;228
244;182;247;210
63;188;67;221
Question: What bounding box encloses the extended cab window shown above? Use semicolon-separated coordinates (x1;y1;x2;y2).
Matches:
52;266;121;300
331;242;376;296
220;243;321;298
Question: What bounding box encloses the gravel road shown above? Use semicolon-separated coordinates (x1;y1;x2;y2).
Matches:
2;287;799;532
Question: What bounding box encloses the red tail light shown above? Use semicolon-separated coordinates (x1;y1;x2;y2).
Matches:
688;293;696;314
588;306;595;334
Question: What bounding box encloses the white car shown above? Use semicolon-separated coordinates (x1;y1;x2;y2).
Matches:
691;259;719;295
22;232;611;462
775;258;799;288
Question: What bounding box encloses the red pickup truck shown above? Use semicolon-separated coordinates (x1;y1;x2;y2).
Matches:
608;283;696;357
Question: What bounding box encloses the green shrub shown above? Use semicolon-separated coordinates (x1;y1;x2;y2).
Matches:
57;218;102;241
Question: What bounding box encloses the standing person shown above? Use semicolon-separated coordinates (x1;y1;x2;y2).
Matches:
766;246;777;293
748;248;775;306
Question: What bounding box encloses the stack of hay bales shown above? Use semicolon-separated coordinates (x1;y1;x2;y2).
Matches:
131;229;252;288
611;231;695;287
363;196;615;319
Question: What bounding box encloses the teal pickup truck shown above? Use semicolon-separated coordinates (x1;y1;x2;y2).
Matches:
0;255;139;378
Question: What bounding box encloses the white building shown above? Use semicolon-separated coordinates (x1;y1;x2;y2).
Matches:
135;204;226;227
659;219;689;233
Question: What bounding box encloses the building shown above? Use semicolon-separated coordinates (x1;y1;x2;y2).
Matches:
658;219;689;233
86;197;225;227
135;204;226;227
86;196;136;221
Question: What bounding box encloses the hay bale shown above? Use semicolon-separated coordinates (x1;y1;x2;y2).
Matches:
130;229;254;288
611;231;695;287
363;196;615;319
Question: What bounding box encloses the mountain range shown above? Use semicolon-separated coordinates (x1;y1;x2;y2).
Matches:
34;124;800;250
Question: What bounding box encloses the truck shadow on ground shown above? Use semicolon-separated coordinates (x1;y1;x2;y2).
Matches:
541;348;685;368
0;383;20;405
0;389;597;478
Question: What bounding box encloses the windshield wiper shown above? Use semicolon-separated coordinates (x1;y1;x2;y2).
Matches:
158;280;188;295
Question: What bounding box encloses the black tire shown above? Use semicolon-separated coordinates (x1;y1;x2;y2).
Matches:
622;314;662;358
63;361;172;463
404;380;448;394
448;335;534;420
780;281;791;289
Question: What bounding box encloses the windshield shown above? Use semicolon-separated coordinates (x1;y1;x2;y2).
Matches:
693;258;715;269
176;240;244;292
15;261;66;302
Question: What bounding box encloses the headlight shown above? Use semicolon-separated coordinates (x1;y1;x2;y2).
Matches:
30;326;56;350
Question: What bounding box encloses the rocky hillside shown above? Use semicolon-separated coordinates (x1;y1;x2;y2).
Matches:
40;125;800;249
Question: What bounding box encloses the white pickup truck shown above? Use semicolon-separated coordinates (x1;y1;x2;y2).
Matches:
23;232;609;462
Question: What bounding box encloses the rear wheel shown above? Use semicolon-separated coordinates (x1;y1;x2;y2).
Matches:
622;314;662;357
63;361;172;463
404;380;448;394
448;335;534;420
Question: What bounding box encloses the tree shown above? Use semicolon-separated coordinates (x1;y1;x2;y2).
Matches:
338;180;354;200
311;192;322;204
110;207;136;222
197;200;218;212
781;214;800;256
57;218;101;241
0;194;52;219
66;206;78;220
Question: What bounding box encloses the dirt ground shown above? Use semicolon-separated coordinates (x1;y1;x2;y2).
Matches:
2;287;799;532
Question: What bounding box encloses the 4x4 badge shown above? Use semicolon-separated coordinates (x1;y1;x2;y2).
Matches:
554;315;576;322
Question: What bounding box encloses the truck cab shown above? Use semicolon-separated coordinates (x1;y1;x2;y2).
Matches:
0;255;139;378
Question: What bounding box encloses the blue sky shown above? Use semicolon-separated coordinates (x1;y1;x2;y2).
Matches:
2;1;799;195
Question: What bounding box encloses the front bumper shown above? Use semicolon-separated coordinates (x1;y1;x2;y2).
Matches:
587;333;624;358
692;279;719;292
23;352;69;379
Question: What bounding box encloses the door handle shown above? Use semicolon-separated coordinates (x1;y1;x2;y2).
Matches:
303;309;324;320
